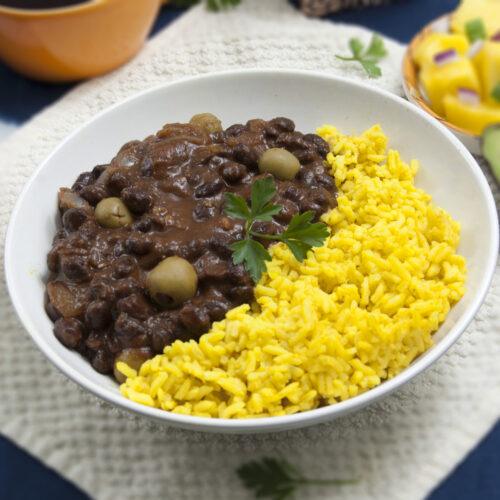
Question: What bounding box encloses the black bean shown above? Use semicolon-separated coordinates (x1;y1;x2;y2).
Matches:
251;220;277;236
277;132;310;150
114;313;149;348
116;294;154;320
112;256;135;279
182;239;208;260
148;317;179;353
178;304;210;335
62;208;88;232
220;162;246;184
297;167;316;185
280;183;301;202
72;171;94;193
300;200;323;217
92;164;108;180
107;172;130;195
204;298;231;321
60;255;90;283
85;300;111;330
209;234;233;258
293;149;316;163
309;187;334;210
114;277;140;298
195;176;224;198
45;301;62;322
303;134;330;157
265;124;280;138
78;220;99;241
317;173;336;190
227;264;251;286
54;318;84;348
233;143;258;169
274;199;297;223
270;117;295;132
125;236;153;255
80;184;108;206
47;248;59;273
85;332;104;350
231;286;254;303
225;124;245;136
132;218;152;233
122;187;153;214
193;200;216;222
90;278;113;301
92;349;114;374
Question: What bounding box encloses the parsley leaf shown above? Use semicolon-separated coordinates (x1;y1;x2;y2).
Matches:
335;34;387;78
224;193;250;220
360;60;382;77
465;18;487;43
251;176;278;216
230;238;271;284
349;38;364;58
237;457;359;500
281;211;329;248
365;33;388;59
224;177;329;283
491;82;500;103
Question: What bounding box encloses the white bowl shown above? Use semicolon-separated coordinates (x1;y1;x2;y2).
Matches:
5;70;498;433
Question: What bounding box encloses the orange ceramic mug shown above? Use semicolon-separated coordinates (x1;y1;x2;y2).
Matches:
0;0;161;82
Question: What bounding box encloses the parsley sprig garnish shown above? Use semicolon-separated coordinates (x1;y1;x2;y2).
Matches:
224;177;329;283
335;33;388;77
237;457;360;500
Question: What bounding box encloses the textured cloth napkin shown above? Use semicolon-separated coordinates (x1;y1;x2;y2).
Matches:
1;2;500;499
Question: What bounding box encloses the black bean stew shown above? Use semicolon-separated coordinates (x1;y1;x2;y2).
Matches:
45;116;336;379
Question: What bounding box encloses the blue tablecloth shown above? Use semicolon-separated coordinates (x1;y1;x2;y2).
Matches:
1;1;499;499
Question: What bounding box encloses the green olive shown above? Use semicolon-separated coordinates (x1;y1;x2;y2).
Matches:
189;113;223;134
258;148;301;180
146;256;198;307
113;347;153;383
94;197;133;228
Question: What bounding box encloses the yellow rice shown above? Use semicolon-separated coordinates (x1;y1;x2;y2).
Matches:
120;125;466;418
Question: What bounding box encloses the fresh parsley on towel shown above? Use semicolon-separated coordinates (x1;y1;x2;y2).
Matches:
335;33;388;77
237;457;359;500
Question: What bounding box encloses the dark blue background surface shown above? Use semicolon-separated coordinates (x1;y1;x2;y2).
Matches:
1;1;499;499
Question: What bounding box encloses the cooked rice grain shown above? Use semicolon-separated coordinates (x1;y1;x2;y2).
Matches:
120;125;466;418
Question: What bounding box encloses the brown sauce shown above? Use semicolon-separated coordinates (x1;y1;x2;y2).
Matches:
45;117;337;377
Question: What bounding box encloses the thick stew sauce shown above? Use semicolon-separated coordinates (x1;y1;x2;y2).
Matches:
45;116;336;379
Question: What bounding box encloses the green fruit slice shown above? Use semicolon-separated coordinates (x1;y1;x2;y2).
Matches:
482;124;500;183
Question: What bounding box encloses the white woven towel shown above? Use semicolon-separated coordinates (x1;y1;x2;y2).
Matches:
1;2;499;499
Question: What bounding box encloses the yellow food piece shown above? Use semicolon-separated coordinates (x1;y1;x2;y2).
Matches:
451;0;500;38
476;41;500;103
413;33;469;67
420;57;481;116
120;125;466;419
444;93;500;134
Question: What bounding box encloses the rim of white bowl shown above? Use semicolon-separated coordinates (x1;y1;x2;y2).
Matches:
5;69;499;433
